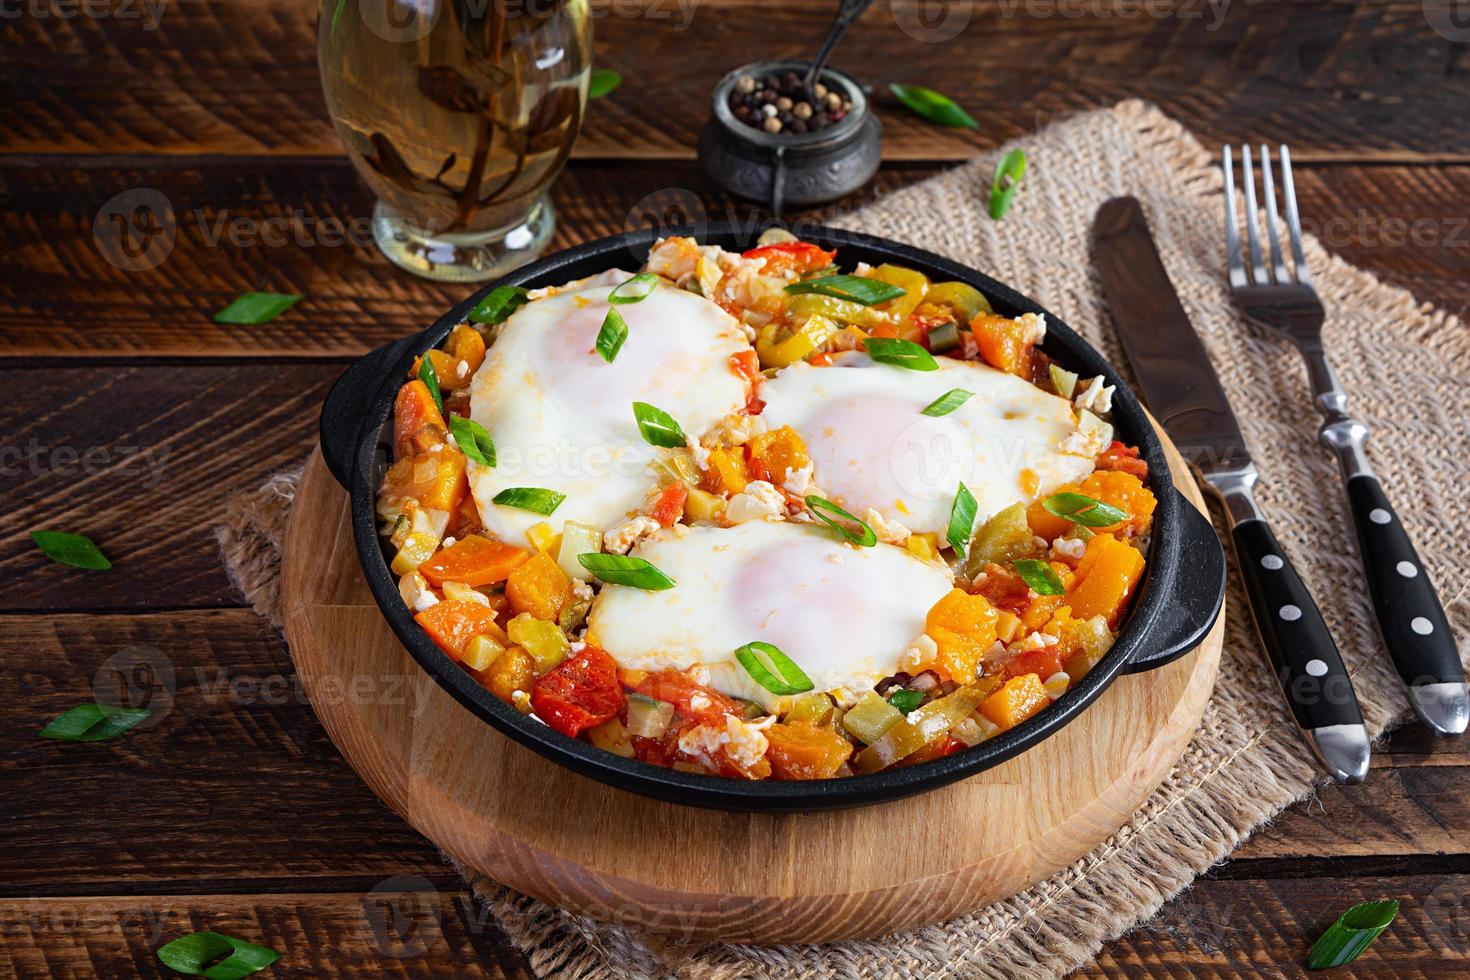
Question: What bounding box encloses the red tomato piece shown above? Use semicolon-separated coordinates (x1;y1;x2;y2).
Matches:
634;670;742;725
1096;440;1149;480
531;646;627;738
740;241;836;276
974;563;1032;616
1004;646;1065;681
649;482;688;527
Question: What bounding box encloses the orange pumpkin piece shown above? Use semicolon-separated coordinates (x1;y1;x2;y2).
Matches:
970;312;1035;378
979;673;1051;730
924;588;1000;684
380;446;468;514
419;534;530;587
747;425;810;484
701;446;749;495
414;598;505;662
765;720;853;780
1028;469;1157;541
474;646;536;706
447;323;486;376
393;380;447;459
505;551;572;622
1066;533;1146;624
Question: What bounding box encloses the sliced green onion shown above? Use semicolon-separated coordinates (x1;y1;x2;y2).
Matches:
609;273;659;305
213;292;301;325
577;553;676;590
1013;558;1066;596
805;495;877;547
889;83;978;129
595;308;628;362
989;149;1027;220
30;530;111;570
632;401;687;448
1307;900;1399;969
40;703;150;741
946;482;978;558
469;284;529;324
492;487;565;515
783;275;906;306
887;689;925;714
156;930;280;978
866;337;938;372
921;387;973;417
418;356;444;415
588;68;622;99
448;416;496;467
1042;491;1127;528
734;641;815;696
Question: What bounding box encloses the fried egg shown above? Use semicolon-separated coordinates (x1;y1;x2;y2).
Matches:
760;351;1093;535
468;281;752;541
586;521;954;709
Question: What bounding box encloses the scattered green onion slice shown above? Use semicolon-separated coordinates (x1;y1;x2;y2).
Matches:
417;356;444;415
921;387;974;417
887;689;925;714
989;149;1028;220
1013;558;1066;596
588;68;622;99
632;401;687;448
784;275;906;306
946;482;978;558
866;337;938;372
468;285;529;325
609;273;659;305
213;292;301;325
156;930;280;978
40;703;150;741
1042;491;1127;528
889;83;978;130
595;308;628;363
448;416;496;467
30;530;111;570
492;487;565;515
805;495;878;548
577;553;676;591
1307;900;1399;969
734;641;815;696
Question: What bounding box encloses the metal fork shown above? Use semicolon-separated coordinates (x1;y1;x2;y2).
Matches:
1223;145;1468;736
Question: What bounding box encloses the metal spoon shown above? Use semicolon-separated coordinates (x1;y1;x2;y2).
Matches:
804;0;877;88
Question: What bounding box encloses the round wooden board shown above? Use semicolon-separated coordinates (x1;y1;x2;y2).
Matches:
281;427;1223;945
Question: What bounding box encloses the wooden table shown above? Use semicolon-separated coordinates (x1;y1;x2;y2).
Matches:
4;1;1468;975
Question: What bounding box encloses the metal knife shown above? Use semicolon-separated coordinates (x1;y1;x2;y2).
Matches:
1092;195;1371;784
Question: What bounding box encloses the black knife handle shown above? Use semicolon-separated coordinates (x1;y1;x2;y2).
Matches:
1232;517;1365;730
1345;475;1461;686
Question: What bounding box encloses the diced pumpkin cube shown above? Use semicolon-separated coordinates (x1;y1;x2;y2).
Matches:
447;323;486;376
700;446;749;495
1028;470;1157;541
924;588;1000;684
1067;533;1146;624
747;426;810;484
505;551;572;622
765;720;853;780
381;446;468;515
414;598;505;662
419;534;529;587
474;645;537;707
979;673;1051;730
970;312;1035;378
393;380;446;459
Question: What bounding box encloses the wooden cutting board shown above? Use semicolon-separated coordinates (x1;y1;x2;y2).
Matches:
280;427;1223;944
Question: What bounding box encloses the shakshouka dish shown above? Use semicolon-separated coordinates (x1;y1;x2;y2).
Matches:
376;233;1157;781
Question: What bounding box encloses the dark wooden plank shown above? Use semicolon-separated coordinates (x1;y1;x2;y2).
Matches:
3;0;1467;161
3;158;1468;359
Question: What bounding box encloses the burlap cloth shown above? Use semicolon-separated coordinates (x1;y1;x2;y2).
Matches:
220;101;1470;978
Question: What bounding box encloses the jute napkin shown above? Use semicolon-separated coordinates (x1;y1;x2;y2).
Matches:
220;100;1470;978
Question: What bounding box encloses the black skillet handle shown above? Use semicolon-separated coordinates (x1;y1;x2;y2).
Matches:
1123;490;1226;674
319;335;419;489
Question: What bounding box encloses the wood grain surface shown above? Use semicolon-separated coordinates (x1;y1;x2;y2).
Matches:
5;0;1468;973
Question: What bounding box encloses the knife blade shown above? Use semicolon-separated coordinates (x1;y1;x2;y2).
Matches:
1092;196;1370;784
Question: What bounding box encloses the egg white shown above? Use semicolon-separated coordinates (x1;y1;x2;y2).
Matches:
467;281;752;542
760;351;1094;535
586;521;954;709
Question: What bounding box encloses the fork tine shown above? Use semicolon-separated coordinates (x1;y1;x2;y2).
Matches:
1258;144;1292;284
1278;144;1313;284
1222;146;1248;288
1239;145;1270;284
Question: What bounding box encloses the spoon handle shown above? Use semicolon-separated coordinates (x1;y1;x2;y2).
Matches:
806;0;877;86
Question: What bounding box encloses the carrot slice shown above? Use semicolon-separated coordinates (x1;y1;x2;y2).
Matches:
414;598;505;661
419;534;530;588
393;380;446;459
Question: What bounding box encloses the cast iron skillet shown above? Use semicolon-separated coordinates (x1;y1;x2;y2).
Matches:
318;222;1225;812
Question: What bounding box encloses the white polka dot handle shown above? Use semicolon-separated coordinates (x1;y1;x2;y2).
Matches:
1345;475;1465;734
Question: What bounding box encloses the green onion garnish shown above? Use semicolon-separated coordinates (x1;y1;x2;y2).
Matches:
448;416;496;467
1042;491;1127;528
577;553;676;591
632;401;687;448
156;930;280;978
469;284;529;325
1307;900;1399;969
805;495;877;548
609;273;659;305
866;337;938;372
887;689;925;714
595;308;628;363
1013;558;1066;596
784;275;906;306
734;641;815;696
989;149;1027;221
213;292;302;325
30;530;111;570
588;68;622;99
946;482;978;558
418;356;444;415
889;83;979;130
492;487;565;515
40;703;150;741
921;387;974;416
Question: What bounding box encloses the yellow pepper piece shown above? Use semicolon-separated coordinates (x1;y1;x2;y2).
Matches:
756;314;839;369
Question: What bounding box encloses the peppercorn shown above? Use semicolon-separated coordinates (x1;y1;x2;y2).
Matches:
735;75;757;95
793;101;813;120
762;116;783;133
